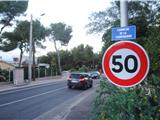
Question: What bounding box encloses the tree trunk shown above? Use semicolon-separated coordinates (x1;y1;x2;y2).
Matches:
32;41;36;81
53;40;62;75
0;16;13;34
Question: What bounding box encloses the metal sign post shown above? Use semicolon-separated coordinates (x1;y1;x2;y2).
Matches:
120;0;128;27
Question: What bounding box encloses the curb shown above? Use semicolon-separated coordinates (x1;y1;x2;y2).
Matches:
0;78;65;93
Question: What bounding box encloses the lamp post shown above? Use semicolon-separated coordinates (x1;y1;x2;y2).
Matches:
28;13;45;82
28;14;33;82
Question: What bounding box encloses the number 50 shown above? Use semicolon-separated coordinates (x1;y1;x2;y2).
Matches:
112;55;138;73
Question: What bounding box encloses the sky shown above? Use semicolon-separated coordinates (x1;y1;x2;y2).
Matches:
8;0;111;57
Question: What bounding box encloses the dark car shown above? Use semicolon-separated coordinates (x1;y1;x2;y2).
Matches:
67;72;93;89
89;71;100;79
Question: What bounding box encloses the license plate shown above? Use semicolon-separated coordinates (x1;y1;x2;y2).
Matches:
72;80;78;83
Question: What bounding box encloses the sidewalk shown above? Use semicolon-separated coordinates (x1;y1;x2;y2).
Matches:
0;76;64;92
65;92;94;120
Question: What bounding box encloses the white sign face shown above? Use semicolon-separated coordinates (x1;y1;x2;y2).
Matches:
109;48;141;80
102;41;150;87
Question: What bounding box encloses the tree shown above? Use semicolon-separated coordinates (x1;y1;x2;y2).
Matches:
31;20;46;80
92;52;102;70
0;20;46;81
84;45;94;68
1;20;46;68
38;52;58;76
59;50;73;70
87;1;160;119
48;22;72;75
0;1;28;34
87;1;160;70
0;20;29;67
71;44;94;69
37;44;97;72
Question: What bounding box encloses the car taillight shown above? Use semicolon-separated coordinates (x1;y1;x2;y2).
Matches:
67;75;71;80
80;76;85;81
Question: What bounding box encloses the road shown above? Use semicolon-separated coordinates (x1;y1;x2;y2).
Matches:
0;79;99;120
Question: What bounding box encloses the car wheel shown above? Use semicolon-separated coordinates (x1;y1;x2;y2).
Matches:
89;82;93;88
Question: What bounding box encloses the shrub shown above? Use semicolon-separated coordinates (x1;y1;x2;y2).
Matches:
0;68;13;82
78;65;89;72
93;75;160;120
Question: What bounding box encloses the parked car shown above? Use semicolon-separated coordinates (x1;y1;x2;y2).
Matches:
67;72;93;89
0;75;6;82
89;71;100;79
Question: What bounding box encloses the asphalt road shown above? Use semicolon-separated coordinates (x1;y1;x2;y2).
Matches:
0;79;99;120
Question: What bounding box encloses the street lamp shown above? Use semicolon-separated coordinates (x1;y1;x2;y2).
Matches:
28;13;45;82
28;14;33;82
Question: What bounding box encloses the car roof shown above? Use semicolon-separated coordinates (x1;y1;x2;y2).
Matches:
70;72;89;75
88;71;97;73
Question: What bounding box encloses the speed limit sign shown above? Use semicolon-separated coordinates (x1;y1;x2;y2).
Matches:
102;41;149;87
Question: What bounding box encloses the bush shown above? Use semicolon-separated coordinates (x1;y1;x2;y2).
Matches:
0;68;13;82
78;65;89;72
70;68;77;72
93;75;160;120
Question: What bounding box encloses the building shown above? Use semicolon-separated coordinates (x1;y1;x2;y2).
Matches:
0;60;15;70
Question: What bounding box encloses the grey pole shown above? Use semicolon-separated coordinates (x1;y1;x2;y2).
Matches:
51;67;52;77
120;0;128;90
8;69;10;83
38;66;40;78
120;0;128;27
28;14;33;82
45;68;46;77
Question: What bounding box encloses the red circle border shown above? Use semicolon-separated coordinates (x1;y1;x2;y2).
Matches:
102;41;149;87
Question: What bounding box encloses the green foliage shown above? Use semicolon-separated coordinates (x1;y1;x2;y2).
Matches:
39;67;46;77
38;44;100;71
49;22;72;45
87;1;160;51
39;52;57;66
0;68;10;81
71;44;94;68
47;22;72;74
87;1;160;119
93;76;160;120
0;20;46;67
78;65;89;72
0;1;28;33
144;28;160;73
60;50;73;70
1;19;46;51
70;68;77;72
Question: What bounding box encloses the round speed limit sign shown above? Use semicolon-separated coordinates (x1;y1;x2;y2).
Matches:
102;41;149;87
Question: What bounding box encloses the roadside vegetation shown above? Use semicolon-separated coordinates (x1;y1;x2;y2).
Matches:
1;1;160;119
87;1;160;120
0;1;101;80
38;44;102;73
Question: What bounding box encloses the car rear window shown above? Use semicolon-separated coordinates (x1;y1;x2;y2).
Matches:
71;74;83;79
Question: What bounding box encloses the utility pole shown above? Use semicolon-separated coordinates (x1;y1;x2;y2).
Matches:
120;0;128;27
28;14;33;82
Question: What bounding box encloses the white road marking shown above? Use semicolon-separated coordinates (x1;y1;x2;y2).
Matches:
35;85;98;120
0;87;66;108
0;81;65;95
